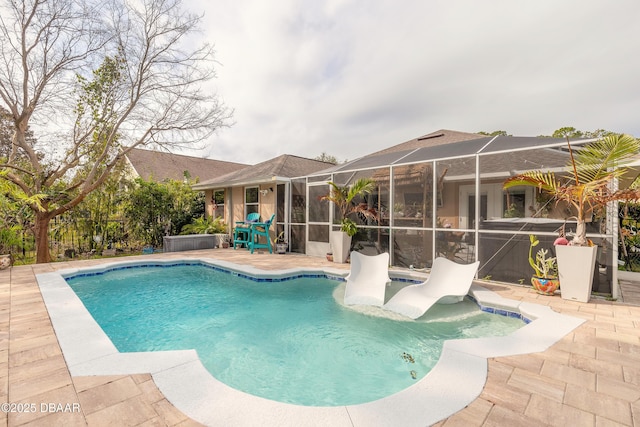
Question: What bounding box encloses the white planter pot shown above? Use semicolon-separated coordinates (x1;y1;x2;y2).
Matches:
330;231;352;263
556;244;598;303
212;233;229;248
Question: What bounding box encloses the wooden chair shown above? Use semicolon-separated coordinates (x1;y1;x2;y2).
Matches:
233;212;261;249
248;214;276;254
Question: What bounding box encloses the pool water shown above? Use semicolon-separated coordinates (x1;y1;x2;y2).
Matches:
67;264;523;406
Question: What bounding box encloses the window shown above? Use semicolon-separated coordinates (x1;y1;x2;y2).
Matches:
503;191;525;218
245;186;259;217
212;189;225;219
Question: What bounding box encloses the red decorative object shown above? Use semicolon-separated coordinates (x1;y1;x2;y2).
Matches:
531;276;559;295
554;236;569;246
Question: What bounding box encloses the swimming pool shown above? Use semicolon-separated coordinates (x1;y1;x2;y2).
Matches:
65;262;523;406
37;257;586;426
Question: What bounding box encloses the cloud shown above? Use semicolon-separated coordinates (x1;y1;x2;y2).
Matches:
184;0;640;164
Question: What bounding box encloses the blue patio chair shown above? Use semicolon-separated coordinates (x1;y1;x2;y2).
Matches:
233;212;261;249
248;214;276;254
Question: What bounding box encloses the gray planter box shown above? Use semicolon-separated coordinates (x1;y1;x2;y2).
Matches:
163;234;224;252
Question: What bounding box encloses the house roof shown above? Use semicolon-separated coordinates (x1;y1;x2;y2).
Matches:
311;129;593;178
124;148;247;182
314;129;488;175
371;129;485;156
192;154;335;189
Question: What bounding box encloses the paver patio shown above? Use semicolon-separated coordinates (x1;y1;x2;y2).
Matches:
1;249;639;426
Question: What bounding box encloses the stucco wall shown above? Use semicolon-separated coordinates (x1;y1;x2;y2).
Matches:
258;184;276;223
204;189;214;217
232;187;244;223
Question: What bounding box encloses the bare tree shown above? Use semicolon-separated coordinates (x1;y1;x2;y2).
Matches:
0;0;232;262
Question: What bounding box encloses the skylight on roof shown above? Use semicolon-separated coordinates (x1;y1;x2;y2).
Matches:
417;133;444;141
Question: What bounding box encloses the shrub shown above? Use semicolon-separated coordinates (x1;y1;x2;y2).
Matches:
180;216;227;235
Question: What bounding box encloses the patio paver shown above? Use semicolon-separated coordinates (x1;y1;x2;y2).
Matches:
1;249;639;426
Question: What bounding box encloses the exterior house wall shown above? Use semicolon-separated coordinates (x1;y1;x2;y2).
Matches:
223;188;233;233
204;189;214;217
229;185;276;237
438;183;460;228
217;184;278;244
121;156;141;181
231;187;244;223
203;188;234;233
258;184;276;220
258;184;277;241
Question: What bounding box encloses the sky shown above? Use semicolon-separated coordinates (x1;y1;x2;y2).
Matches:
181;0;640;165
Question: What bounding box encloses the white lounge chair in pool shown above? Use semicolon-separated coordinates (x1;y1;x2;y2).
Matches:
383;257;480;319
344;251;391;306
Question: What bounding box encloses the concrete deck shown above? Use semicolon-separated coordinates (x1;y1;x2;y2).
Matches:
1;249;639;426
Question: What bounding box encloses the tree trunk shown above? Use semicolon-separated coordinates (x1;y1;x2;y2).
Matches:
34;212;52;264
571;221;589;246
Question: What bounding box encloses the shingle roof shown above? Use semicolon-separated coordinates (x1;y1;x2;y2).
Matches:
125;148;247;182
371;129;485;155
312;130;591;176
308;129;488;175
193;154;335;189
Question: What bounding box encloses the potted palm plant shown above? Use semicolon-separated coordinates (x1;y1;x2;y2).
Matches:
320;178;378;263
504;134;640;302
528;235;559;295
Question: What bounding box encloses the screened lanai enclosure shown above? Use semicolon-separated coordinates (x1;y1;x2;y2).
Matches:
287;135;638;299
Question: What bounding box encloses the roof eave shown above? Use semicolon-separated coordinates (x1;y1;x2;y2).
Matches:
192;176;292;190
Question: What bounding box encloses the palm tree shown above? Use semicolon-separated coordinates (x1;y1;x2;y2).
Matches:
503;134;640;246
321;178;378;236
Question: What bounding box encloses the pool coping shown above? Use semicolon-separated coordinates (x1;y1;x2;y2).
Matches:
36;257;586;427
